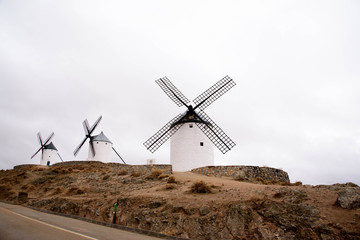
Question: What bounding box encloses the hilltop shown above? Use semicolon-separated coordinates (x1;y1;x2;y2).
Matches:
0;161;359;239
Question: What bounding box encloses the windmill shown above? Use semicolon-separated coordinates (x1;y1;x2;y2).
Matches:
144;75;236;171
31;132;63;166
73;115;126;164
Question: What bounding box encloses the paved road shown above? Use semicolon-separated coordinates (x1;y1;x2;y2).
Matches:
0;202;163;240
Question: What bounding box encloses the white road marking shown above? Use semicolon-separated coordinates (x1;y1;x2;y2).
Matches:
1;207;98;240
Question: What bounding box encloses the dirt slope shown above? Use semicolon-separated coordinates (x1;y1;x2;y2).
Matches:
0;162;359;239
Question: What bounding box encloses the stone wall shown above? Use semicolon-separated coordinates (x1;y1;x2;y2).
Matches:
52;161;173;175
191;165;290;183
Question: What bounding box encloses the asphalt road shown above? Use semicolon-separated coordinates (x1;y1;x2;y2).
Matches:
0;202;163;240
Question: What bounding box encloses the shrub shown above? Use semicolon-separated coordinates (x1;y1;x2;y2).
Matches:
164;184;177;190
67;187;84;195
234;175;246;182
102;175;110;180
291;181;303;186
131;171;141;177
190;181;212;193
53;187;63;194
167;176;176;184
118;169;128;176
145;170;163;180
159;174;169;179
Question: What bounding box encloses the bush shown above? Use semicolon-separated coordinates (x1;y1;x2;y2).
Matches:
190;181;212;193
102;175;110;180
167;176;176;184
67;187;84;195
53;187;63;194
118;169;128;176
159;174;169;179
164;184;177;190
291;181;303;186
131;171;141;177
145;170;163;180
234;175;246;182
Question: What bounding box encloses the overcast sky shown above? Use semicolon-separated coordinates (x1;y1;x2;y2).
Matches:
1;0;359;185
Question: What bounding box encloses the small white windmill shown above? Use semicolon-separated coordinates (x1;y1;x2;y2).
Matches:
73;116;125;163
31;132;63;166
144;76;236;171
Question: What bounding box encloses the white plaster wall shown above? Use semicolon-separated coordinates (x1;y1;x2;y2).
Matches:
40;149;58;166
87;141;113;162
170;122;214;171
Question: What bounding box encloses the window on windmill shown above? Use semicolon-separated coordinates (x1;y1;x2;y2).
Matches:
200;142;204;146
189;124;193;128
97;142;99;144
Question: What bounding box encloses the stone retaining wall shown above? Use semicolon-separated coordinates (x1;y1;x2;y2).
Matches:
52;161;173;175
191;165;290;183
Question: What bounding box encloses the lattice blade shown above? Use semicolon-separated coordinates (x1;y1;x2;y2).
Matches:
193;75;236;111
144;113;185;153
31;147;42;159
83;119;90;135
90;115;102;134
195;111;236;154
43;132;54;146
156;77;190;107
89;139;96;157
37;132;43;146
73;136;88;156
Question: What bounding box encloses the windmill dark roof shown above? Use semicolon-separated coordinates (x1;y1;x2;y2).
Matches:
44;142;57;151
171;108;211;127
92;131;112;144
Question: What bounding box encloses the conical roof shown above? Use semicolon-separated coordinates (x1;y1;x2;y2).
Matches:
92;131;112;144
44;142;57;151
171;106;211;127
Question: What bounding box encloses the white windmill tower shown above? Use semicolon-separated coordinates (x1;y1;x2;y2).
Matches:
31;132;63;166
73;116;126;163
144;76;236;171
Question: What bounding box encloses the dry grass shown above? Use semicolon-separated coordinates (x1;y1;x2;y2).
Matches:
118;169;128;176
164;184;177;190
131;171;141;178
53;187;63;195
102;174;110;180
190;181;213;194
167;176;177;184
291;181;303;186
145;170;163;180
21;184;35;191
67;187;85;195
159;174;169;179
0;184;16;198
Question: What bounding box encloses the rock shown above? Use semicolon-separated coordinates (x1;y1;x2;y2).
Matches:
199;206;210;216
257;201;320;236
273;188;308;204
184;207;197;215
336;188;360;209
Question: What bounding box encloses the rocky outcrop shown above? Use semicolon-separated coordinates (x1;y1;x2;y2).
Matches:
336;187;360;209
192;165;290;184
2;162;360;240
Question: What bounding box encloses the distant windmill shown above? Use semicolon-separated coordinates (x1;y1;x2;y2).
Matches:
31;132;63;166
73;115;126;164
144;76;236;171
